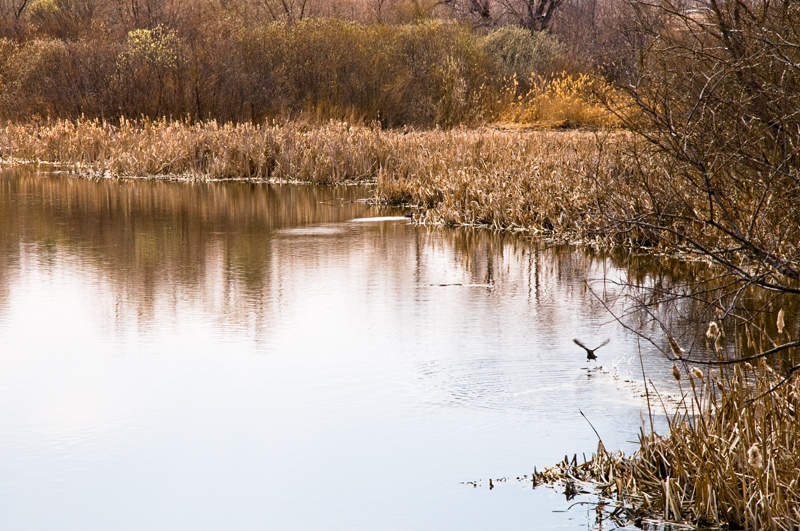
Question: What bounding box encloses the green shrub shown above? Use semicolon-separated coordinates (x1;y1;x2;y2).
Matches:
115;25;185;117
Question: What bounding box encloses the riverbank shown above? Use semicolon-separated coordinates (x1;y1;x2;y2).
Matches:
1;119;637;243
535;360;800;530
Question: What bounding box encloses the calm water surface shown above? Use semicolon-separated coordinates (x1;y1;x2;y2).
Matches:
0;169;680;530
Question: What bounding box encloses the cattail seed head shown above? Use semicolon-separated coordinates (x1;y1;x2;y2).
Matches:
667;334;684;359
672;364;681;382
691;367;704;380
706;321;720;340
747;443;763;469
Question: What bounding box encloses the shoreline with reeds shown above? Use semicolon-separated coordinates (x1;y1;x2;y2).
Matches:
0;118;635;242
533;360;800;530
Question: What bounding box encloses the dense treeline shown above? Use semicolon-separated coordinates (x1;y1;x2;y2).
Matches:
0;19;587;125
0;0;629;125
0;0;634;45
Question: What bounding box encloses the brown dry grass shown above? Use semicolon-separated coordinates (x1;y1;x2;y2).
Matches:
536;361;800;530
374;127;630;236
0;119;632;240
494;73;621;129
0;119;386;183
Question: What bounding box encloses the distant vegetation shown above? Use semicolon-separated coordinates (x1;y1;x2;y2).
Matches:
0;0;627;127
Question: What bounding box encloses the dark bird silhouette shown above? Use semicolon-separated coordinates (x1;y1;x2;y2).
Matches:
573;338;610;360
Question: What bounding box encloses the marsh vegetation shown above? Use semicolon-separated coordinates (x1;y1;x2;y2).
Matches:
1;120;631;237
535;358;800;530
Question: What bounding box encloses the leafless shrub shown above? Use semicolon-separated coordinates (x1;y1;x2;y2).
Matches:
594;0;800;374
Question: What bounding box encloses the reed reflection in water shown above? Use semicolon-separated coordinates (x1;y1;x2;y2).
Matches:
0;168;678;531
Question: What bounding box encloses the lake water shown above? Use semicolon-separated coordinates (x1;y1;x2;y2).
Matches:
0;168;680;530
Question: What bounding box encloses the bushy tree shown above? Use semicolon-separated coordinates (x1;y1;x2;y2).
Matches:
606;0;800;375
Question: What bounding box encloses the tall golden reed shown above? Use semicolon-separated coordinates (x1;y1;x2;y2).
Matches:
0;119;629;240
536;362;800;530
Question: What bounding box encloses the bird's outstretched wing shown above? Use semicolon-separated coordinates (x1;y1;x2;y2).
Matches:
573;338;589;351
596;339;610;350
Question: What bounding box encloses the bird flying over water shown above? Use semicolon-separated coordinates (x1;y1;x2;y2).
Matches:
573;338;610;361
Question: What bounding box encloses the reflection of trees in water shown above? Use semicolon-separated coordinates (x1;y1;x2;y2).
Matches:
0;169;374;331
433;229;799;372
0;168;675;333
599;249;800;372
410;229;647;341
6;167;790;371
0;168;27;320
2;169;629;344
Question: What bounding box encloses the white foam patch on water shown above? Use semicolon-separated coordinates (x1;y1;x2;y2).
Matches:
276;226;344;235
350;216;409;222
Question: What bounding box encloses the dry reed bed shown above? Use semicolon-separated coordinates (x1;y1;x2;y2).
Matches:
0;119;387;183
374;128;631;236
0;119;633;240
537;362;800;530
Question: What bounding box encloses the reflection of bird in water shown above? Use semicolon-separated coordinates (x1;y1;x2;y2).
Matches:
573;338;610;361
